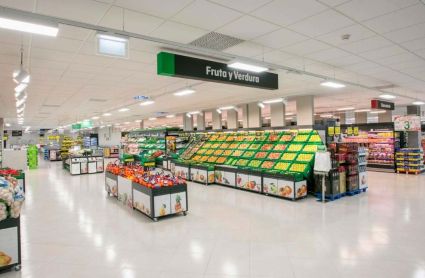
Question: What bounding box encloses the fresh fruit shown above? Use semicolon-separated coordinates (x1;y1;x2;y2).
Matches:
244;136;255;141
279;135;293;142
206;149;214;154
236;159;249;166
220;143;230;149
0;252;12;267
294;135;308;142
192;155;201;161
261;161;275;169
256;135;267;141
249;144;261;150
281;153;297;160
290;163;307;172
216;157;227;163
229;143;239;149
174;195;182;212
297;153;314;162
208;156;218;163
225;157;235;165
236;136;245;141
226;136;235;142
255;152;268;158
214;149;224;155
248;160;261;167
274;162;290;170
238;143;250;149
261;144;273;150
159;204;166;216
212;143;220;148
274;144;287;151
267;152;281;160
217;136;227;141
243;151;255;158
232;150;243;156
302;145;318;152
210;136;218;141
204;143;212;148
288;144;303;151
268;135;279;141
309;135;322;142
200;156;208;162
223;150;232;156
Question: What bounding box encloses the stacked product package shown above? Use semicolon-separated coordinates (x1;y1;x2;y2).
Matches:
396;148;424;174
0;176;24;221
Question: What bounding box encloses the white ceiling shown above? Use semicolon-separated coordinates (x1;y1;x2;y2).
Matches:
0;0;424;130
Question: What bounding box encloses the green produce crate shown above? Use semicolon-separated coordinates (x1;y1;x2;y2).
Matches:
278;133;294;142
215;156;228;164
289;162;312;180
266;133;281;142
254;151;269;159
301;143;322;152
247;159;263;168
230;149;244;157
280;152;299;161
219;143;231;149
259;143;274;151
224;157;237;165
248;143;262;150
235;158;250;167
254;134;268;142
242;150;256;159
237;143;252;150
213;149;225;156
272;143;288;151
295;152;315;166
273;161;292;171
259;160;276;170
210;143;222;149
228;143;240;149
266;151;282;160
286;143;305;152
293;134;311;143
204;149;215;155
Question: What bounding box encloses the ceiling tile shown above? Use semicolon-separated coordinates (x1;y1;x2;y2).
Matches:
101;68;136;77
315;24;376;47
31;36;83;54
251;0;328;27
281;39;331;56
340;36;393;54
363;4;425;34
30;58;69;70
68;63;104;74
63;70;97;80
72;54;115;67
325;55;367;67
36;0;110;24
57;25;91;41
305;48;351;62
98;6;123;30
129;50;157;64
317;0;351;7
113;0;194;19
388;59;425;70
251;50;296;63
399;66;425;74
374;53;418;66
400;38;425;52
149;21;206;44
251;28;308;49
278;57;319;69
208;0;273;13
335;0;418;22
223;42;272;58
415;49;425;59
30;48;75;63
172;0;243;30
383;22;425;44
358;45;407;60
361;66;393;75
342;61;381;71
216;15;280;40
287;9;354;38
108;60;149;71
0;0;34;11
124;10;165;36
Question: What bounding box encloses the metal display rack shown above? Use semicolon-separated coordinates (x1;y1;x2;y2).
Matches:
0;217;21;273
62;154;104;175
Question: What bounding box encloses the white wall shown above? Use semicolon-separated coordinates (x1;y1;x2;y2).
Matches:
98;127;121;146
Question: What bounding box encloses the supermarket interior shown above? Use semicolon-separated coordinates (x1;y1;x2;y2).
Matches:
1;0;425;277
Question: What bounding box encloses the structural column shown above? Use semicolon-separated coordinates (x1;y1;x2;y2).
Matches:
227;109;238;129
296;96;314;125
378;111;392;122
182;114;193;131
212;110;222;130
0;118;3;164
248;103;261;128
241;104;249;128
355;112;367;124
270;102;286;127
407;105;421;116
139;120;145;129
339;113;346;124
196;113;205;130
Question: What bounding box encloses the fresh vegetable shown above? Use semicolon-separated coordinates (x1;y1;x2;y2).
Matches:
303;145;319;152
267;152;281;160
279;135;293;142
255;152;268;159
232;150;243;157
281;153;297;160
236;159;249;166
288;144;303;152
290;163;307;172
249;144;261;150
274;162;290;170
273;144;287;151
261;161;275;169
297;153;314;162
268;135;279;141
238;143;250;149
248;160;261;167
261;144;273;150
309;135;322;142
242;151;255;158
294;135;309;142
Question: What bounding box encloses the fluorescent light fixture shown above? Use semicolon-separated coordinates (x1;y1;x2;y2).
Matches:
257;102;265;108
238;119;243;122
286;117;293;120
188;111;200;114
379;94;396;99
92;116;99;119
103;113;111;116
228;62;268;73
16;98;26;107
285;112;293;115
124;122;130;124
17;106;25;113
370;110;386;114
263;98;283;104
118;108;129;112
219;106;235;110
412;100;425;105
320;114;333;118
148;118;157;120
115;123;120;126
320;80;345;88
186;113;191;118
140;100;155;105
0;10;58;36
13;69;29;84
96;32;129;58
264;117;271;120
216;108;222;114
174;89;195;96
135;120;142;122
83;119;89;122
337;107;355;111
354;109;371;112
5;123;10;127
15;92;27;102
14;83;27;94
166;115;175;118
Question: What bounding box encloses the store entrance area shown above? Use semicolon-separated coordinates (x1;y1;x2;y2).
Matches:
6;160;424;278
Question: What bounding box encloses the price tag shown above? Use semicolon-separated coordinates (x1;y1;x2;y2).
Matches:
335;126;341;134
328;127;334;135
354;127;359;135
347;126;352;135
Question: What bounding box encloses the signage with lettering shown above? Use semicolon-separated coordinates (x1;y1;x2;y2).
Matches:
81;121;92;128
354;127;359;135
347;126;352;135
394;115;420;131
328;127;334;135
72;124;81;130
12;131;22;137
157;52;278;90
371;99;394;110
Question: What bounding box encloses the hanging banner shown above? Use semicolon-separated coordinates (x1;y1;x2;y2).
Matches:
328;127;334;135
354;127;359;135
394;115;421;131
81;121;92;128
347;126;352;135
371;99;394;110
72;124;81;130
157;52;278;90
335;126;341;135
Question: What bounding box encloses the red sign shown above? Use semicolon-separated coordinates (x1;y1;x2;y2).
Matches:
371;99;394;110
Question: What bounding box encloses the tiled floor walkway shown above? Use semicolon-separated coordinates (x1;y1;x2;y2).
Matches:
2;159;425;277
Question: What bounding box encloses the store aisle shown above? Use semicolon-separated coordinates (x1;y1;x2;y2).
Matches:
3;161;425;278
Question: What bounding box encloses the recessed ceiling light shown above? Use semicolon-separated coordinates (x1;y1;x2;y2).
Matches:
370;110;386;114
135;120;142;122
149;118;157;120
124;122;130;124
140;100;155;106
103;113;111;116
5;123;10;127
263;98;283;104
0;12;58;36
320;80;345;88
92;116;99;119
354;109;371;112
412;100;424;105
119;108;129;112
216;108;222;114
257;102;265;108
228;62;268;73
174;89;195;96
219;106;235;110
166;115;175;118
379;94;396;99
337;107;355;111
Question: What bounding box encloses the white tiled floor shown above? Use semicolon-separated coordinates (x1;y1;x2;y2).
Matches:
2;159;425;277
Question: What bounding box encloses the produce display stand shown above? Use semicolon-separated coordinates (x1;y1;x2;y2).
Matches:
215;166;237;187
0;217;22;273
48;148;62;161
0;169;25;193
189;164;215;185
63;154;104;175
105;172;188;221
262;172;308;200
174;162;190;180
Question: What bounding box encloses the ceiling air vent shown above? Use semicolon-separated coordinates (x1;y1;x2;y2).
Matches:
189;32;244;51
88;98;107;102
373;85;399;90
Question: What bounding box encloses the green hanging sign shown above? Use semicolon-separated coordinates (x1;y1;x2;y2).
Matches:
72;124;81;130
81;121;92;128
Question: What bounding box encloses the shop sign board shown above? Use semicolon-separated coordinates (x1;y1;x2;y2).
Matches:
81;121;92;128
72;124;81;130
371;99;394;110
394;115;421;131
354;127;359;135
347;126;352;135
11;131;22;136
157;52;278;90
